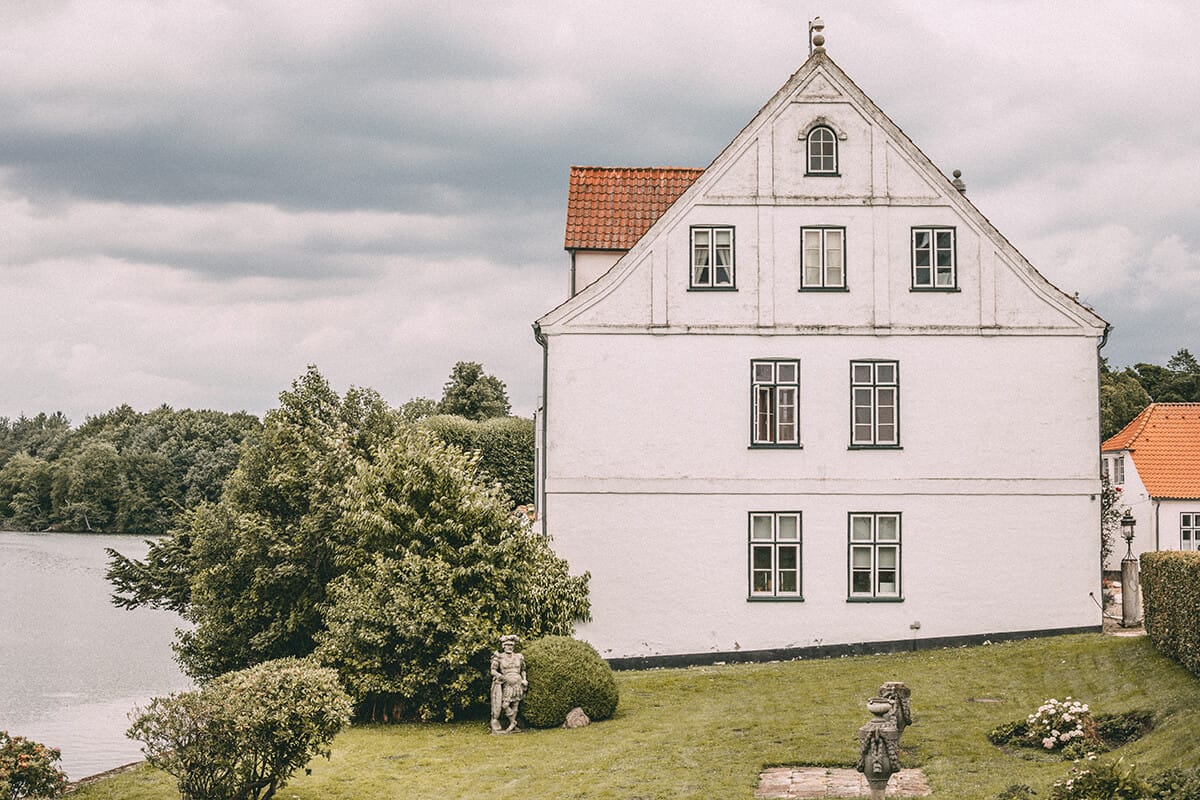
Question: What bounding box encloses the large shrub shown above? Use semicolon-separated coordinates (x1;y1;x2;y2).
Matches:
313;437;588;722
0;731;67;799
418;414;534;506
521;637;618;728
1141;551;1200;677
127;658;352;800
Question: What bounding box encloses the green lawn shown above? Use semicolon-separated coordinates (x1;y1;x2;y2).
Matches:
74;634;1198;800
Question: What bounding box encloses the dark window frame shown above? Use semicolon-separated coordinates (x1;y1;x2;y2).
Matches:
910;226;958;291
689;225;737;291
1182;512;1199;552
849;360;900;449
800;226;848;291
806;125;839;177
748;511;804;600
846;511;903;601
751;359;802;448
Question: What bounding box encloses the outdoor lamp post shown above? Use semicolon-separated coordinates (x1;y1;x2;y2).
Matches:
1120;511;1140;627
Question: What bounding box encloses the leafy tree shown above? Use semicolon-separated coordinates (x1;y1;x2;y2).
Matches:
1167;348;1200;374
167;367;403;679
109;367;589;720
437;361;511;420
128;658;351;800
0;412;73;463
313;435;587;720
398;397;438;423
60;440;123;531
1100;361;1151;441
1;404;259;534
418;414;535;506
0;454;56;531
1132;348;1200;404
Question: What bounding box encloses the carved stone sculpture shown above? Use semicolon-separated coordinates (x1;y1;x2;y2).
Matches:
857;698;901;799
489;635;527;733
878;681;913;736
855;682;912;800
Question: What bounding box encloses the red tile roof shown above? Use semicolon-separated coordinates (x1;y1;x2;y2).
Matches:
1102;403;1200;499
564;166;704;251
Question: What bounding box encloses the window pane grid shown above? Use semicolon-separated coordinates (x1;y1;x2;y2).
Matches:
691;227;735;288
847;513;901;599
752;360;800;445
1182;512;1199;552
749;512;803;597
850;361;899;446
801;227;845;288
912;227;955;288
807;127;837;174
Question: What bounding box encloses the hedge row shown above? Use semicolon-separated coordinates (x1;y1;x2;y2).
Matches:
417;415;534;507
1140;550;1200;677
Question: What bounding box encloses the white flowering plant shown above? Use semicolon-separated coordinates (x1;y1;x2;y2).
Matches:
1026;697;1097;751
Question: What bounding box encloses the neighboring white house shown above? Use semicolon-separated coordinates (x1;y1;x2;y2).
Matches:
1102;403;1200;569
534;39;1108;666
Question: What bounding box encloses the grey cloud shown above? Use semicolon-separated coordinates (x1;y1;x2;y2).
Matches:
2;0;1199;420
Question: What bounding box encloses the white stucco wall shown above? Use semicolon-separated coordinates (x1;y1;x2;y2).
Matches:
551;492;1097;659
571;251;623;296
541;332;1101;658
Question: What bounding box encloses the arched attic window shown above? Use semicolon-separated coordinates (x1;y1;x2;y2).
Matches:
806;125;838;175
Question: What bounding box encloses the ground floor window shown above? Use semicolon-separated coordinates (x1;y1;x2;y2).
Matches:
1182;512;1199;551
749;512;802;598
848;513;901;599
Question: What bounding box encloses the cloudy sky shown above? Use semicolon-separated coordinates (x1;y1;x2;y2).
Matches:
1;1;1198;423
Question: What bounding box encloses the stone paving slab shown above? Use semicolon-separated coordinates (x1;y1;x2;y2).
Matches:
756;767;931;799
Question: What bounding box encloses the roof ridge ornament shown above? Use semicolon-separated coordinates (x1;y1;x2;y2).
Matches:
952;169;967;194
809;16;825;55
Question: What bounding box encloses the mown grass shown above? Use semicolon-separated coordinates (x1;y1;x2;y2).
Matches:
73;634;1199;800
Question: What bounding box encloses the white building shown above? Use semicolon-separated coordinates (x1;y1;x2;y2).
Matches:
1102;403;1200;569
534;40;1108;666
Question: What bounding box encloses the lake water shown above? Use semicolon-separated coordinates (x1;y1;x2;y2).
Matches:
0;532;192;780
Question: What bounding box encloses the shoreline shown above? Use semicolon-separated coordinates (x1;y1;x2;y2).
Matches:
65;760;144;793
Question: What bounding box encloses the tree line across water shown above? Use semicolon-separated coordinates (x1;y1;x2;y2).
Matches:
0;361;531;534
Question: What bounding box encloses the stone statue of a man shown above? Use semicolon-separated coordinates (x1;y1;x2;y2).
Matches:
489;635;527;733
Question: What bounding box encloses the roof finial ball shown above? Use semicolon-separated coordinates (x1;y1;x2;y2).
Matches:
809;16;826;55
952;169;967;194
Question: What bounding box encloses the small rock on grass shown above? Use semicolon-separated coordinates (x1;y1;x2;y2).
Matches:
563;707;590;729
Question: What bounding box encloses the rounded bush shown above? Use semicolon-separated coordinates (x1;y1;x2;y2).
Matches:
520;636;618;728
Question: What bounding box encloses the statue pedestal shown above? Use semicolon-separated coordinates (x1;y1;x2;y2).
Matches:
1121;557;1140;627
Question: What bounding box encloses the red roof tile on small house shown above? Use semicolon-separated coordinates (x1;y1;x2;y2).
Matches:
564;166;704;251
1102;403;1200;499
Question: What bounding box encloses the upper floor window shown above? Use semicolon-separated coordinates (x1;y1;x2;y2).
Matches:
1113;455;1125;485
806;126;838;175
1182;513;1199;551
752;359;800;447
690;226;735;289
851;361;899;447
801;227;845;289
911;227;956;289
848;513;901;600
749;512;803;598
